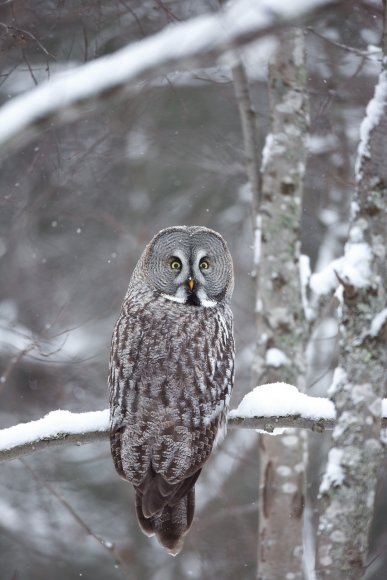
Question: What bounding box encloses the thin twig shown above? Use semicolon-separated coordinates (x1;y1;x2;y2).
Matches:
20;460;134;578
308;26;382;60
0;22;56;60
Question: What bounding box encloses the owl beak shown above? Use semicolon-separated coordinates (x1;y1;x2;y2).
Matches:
187;277;195;292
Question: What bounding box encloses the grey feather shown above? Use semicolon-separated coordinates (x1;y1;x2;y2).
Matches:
108;226;234;554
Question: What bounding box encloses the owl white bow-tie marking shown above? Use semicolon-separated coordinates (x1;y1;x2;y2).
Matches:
109;226;235;555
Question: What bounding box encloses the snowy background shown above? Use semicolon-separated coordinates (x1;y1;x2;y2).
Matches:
0;1;385;579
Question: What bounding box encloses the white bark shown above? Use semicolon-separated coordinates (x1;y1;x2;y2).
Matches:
252;28;310;579
315;17;387;577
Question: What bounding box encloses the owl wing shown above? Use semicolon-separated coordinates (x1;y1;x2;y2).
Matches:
108;297;148;479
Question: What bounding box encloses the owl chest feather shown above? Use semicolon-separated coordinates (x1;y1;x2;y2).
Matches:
109;290;234;482
135;296;227;386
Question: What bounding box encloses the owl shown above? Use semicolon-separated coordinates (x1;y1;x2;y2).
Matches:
108;226;234;555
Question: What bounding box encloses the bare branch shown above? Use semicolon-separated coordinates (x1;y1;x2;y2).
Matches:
231;58;261;215
231;56;263;294
0;22;56;60
308;26;382;61
21;460;133;576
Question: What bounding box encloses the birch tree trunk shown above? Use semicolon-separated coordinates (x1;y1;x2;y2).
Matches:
315;7;387;577
252;29;310;579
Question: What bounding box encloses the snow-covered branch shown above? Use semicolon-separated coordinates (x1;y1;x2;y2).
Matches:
0;410;109;462
2;383;387;464
229;383;335;432
0;0;338;151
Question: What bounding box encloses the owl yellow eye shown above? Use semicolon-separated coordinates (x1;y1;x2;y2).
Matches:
199;259;209;270
170;258;182;270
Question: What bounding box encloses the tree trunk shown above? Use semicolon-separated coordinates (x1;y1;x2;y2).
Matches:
315;7;387;576
253;29;310;579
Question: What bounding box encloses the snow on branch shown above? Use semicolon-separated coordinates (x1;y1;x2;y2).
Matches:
229;383;335;432
0;410;109;462
0;0;338;151
2;383;387;463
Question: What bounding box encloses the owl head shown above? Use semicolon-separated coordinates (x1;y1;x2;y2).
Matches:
137;226;234;307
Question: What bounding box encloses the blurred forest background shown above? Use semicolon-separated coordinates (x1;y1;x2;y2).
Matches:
0;1;385;579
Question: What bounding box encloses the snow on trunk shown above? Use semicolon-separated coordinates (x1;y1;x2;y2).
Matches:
315;34;387;578
252;28;310;580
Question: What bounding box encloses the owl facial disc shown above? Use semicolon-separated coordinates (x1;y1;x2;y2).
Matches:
143;225;233;308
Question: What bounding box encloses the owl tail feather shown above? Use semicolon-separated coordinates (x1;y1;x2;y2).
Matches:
135;487;195;556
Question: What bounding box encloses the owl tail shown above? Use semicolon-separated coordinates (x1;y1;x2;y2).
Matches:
135;486;196;556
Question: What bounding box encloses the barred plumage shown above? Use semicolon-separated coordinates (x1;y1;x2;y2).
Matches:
109;226;234;555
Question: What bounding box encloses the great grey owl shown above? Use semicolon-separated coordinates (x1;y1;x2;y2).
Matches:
109;226;234;555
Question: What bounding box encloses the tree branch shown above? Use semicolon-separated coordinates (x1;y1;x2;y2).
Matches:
0;0;340;153
230;55;263;295
0;409;109;462
231;58;261;216
1;394;387;463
